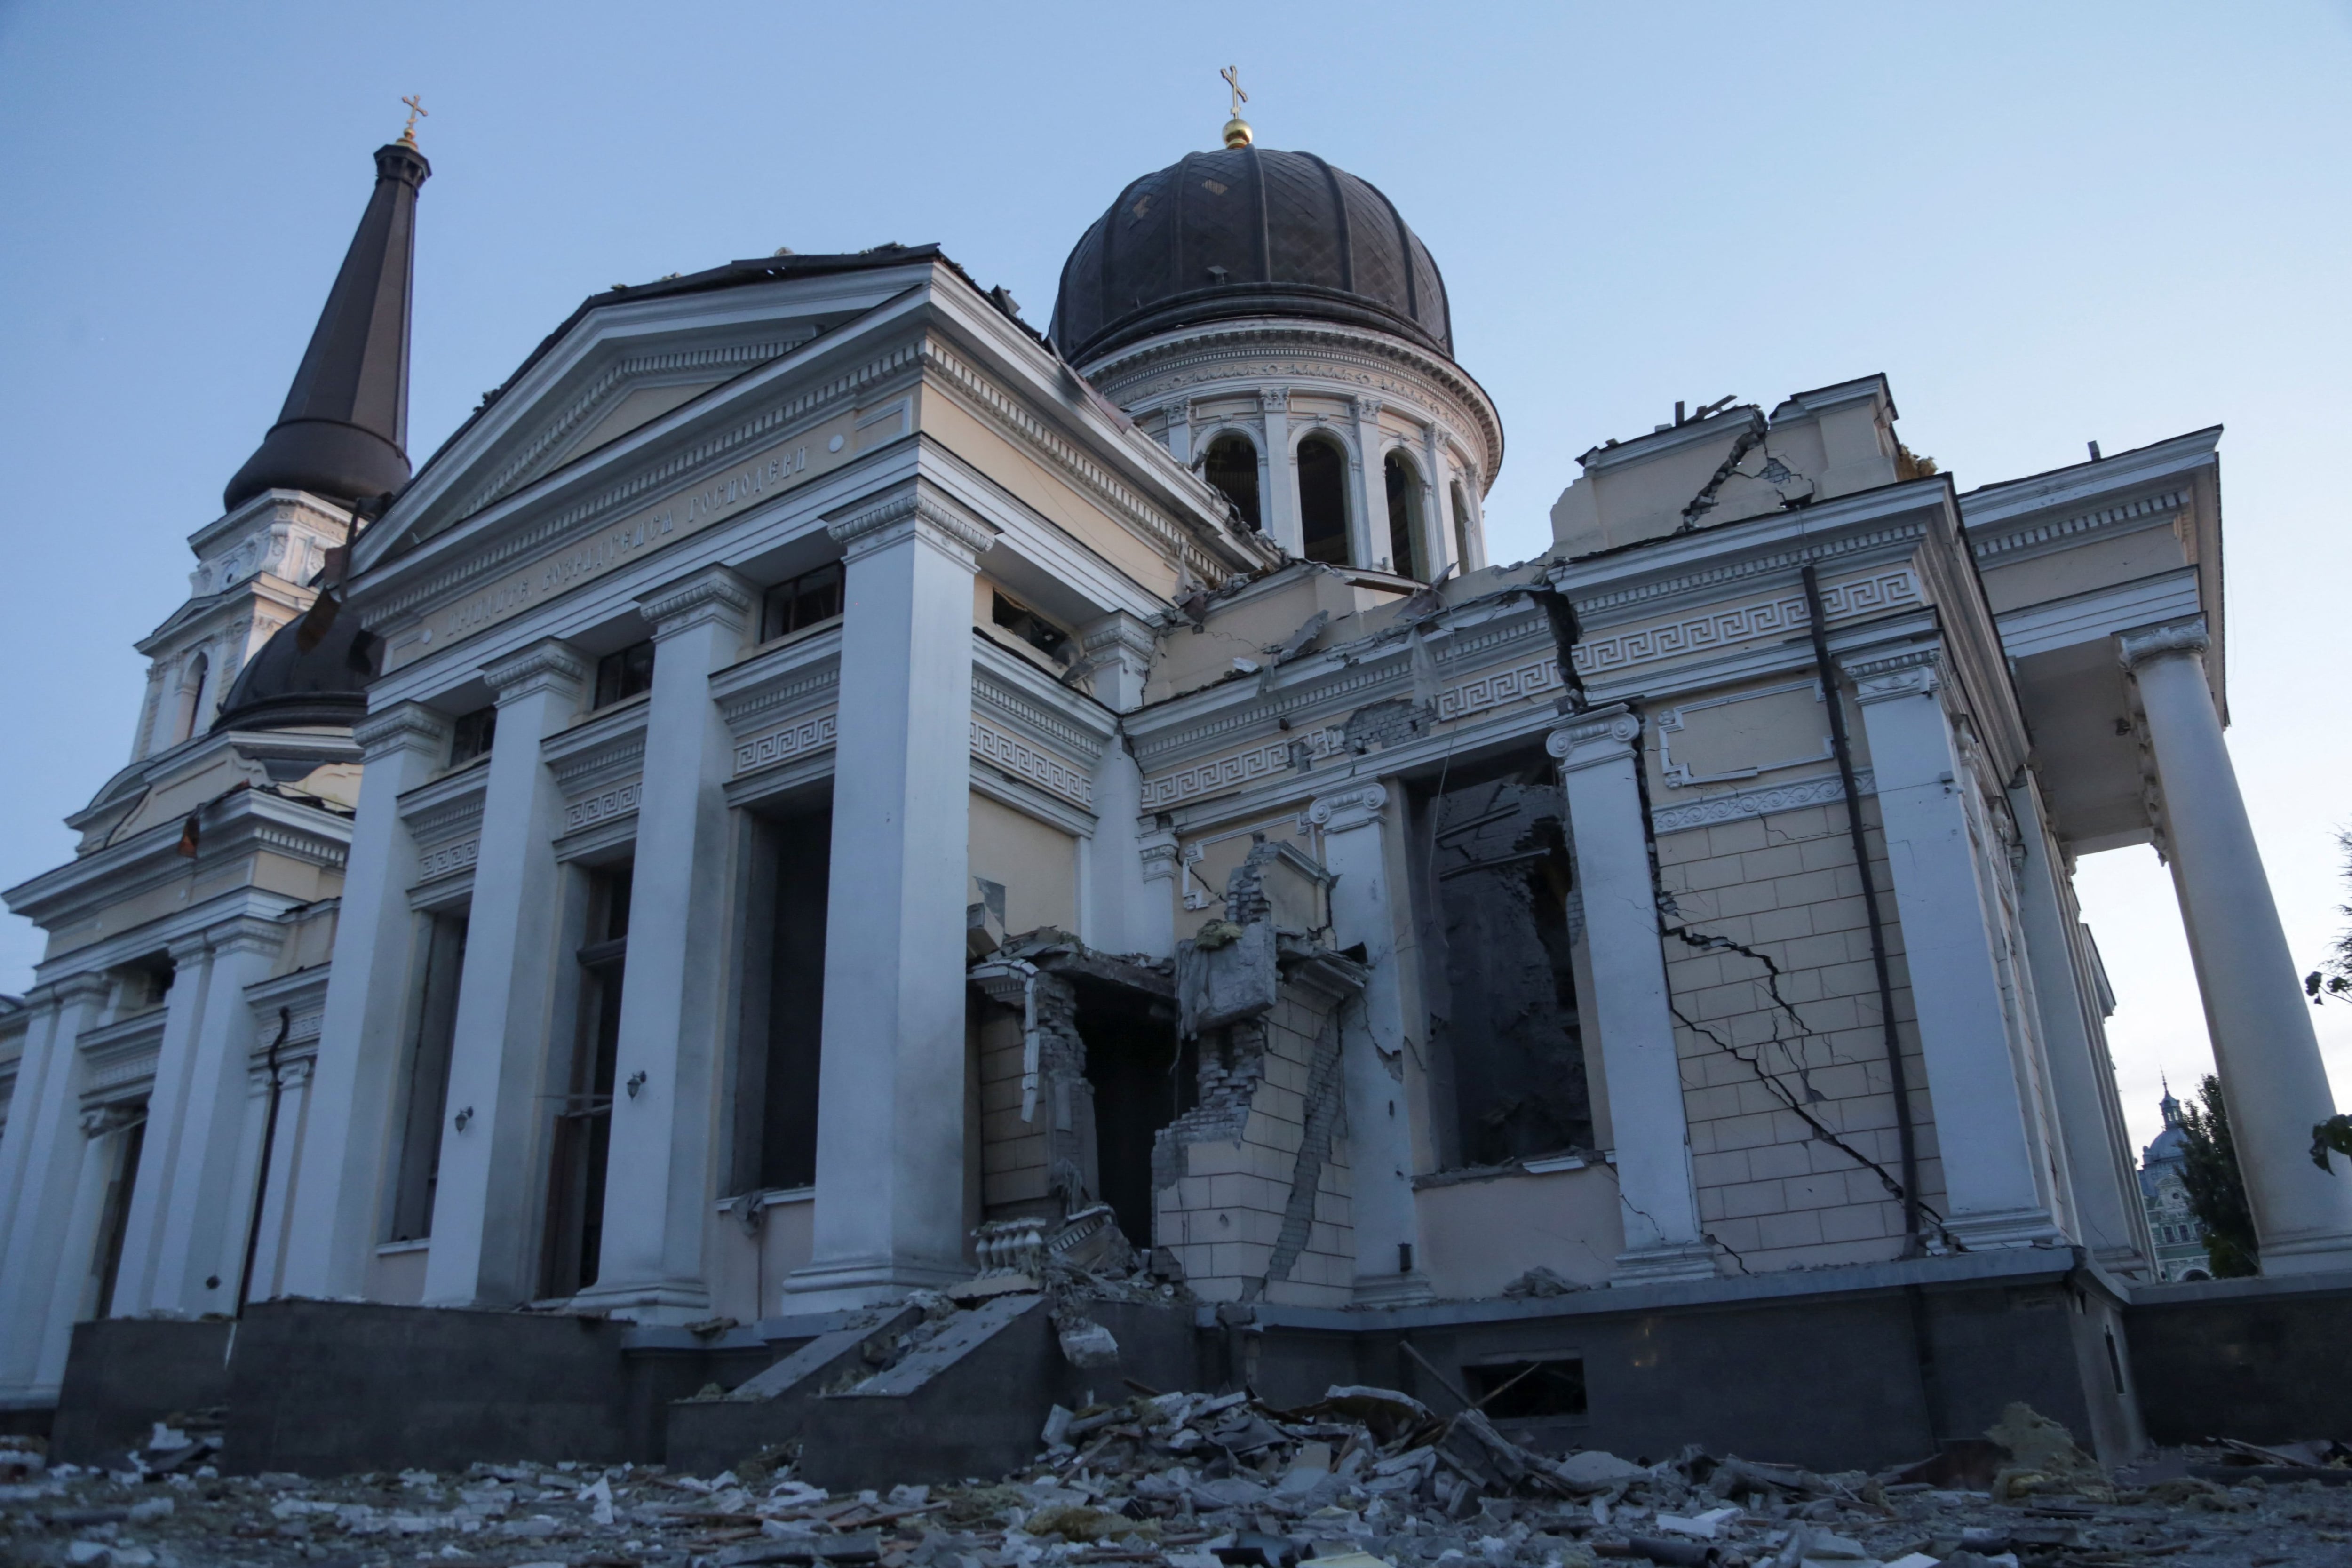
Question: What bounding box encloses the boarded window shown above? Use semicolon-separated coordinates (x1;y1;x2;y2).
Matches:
1423;762;1595;1166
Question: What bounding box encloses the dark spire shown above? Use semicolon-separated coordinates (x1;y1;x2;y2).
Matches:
222;139;430;512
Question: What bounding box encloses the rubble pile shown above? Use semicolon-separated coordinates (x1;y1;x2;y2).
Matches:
5;1397;2351;1568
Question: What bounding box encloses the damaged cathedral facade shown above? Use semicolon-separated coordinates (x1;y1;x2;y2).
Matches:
4;115;2349;1472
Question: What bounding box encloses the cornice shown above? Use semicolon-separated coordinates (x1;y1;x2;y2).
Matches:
712;632;843;731
546;706;651;795
6;792;352;930
1555;507;1935;623
1967;487;2187;565
640;564;758;635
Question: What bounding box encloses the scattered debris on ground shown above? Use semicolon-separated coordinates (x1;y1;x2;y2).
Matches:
6;1399;2350;1568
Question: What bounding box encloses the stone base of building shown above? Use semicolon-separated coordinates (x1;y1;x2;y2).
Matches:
45;1249;2349;1482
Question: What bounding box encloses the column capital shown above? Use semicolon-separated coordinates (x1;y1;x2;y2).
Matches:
1547;704;1641;772
1843;648;1943;706
32;971;113;1009
638;564;756;640
1351;394;1384;422
166;928;216;964
1260;386;1291;413
80;1101;145;1138
1080;610;1158;666
2118;618;2210;673
199;914;287;960
352;702;453;763
1138;830;1181;883
483;637;591;702
1307;781;1388;834
825;482;998;567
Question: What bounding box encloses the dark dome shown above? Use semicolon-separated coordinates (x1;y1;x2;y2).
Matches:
1051;146;1452;366
214;611;371;732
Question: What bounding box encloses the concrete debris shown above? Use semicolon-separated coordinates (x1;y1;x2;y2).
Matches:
7;1401;2352;1568
1500;1267;1580;1300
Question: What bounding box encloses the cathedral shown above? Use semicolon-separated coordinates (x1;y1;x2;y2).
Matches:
2;100;2347;1472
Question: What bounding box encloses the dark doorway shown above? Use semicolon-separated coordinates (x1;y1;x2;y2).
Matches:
1297;436;1351;565
390;913;468;1241
733;804;831;1195
91;1117;146;1319
1073;977;1190;1250
543;863;630;1297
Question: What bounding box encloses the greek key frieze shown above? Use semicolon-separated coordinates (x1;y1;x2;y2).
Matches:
735;711;838;776
1573;568;1919;677
969;719;1093;809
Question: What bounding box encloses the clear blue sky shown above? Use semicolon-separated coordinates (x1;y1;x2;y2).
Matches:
5;1;2349;1151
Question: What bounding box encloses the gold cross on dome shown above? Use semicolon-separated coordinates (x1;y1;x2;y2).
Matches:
1221;65;1248;118
399;94;429;148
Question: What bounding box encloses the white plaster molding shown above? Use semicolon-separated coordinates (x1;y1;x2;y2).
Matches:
353;704;454;761
969;717;1092;808
415;836;481;882
1546;706;1642;773
1570;568;1921;679
2117;618;2210;671
484;638;592;699
638;564;757;637
1141;728;1345;810
825;486;998;566
1138;831;1180;884
202;915;288;960
1649;769;1876;835
1434;653;1563;724
564;781;642;833
1306;782;1387;835
734;708;839;777
1656;680;1832;788
1968;488;2188;563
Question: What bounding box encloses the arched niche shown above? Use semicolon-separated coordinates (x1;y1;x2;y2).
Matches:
173;652;210;743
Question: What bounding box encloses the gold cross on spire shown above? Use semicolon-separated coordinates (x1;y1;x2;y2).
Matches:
398;94;429;149
1220;66;1253;150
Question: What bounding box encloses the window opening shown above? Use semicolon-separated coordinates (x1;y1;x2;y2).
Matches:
115;953;175;1017
1464;1357;1588;1418
172;653;209;743
593;641;656;708
1202;433;1262;531
1297;436;1351;565
389;914;469;1241
1075;977;1191;1249
734;807;831;1194
1384;452;1425;580
543;865;631;1297
1451;481;1473;570
1424;759;1595;1166
992;591;1071;662
448;707;497;768
760;561;844;642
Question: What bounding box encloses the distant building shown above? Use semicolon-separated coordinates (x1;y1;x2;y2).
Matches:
2140;1087;2214;1281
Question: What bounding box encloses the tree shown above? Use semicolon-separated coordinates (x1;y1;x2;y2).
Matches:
2303;829;2352;1007
2177;1074;2259;1278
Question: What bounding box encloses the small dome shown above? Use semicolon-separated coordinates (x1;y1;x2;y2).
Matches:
1052;146;1452;366
214;612;371;732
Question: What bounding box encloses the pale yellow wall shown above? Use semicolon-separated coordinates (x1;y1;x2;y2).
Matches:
919;378;1181;598
969;791;1079;938
1416;1166;1625;1297
569;379;724;462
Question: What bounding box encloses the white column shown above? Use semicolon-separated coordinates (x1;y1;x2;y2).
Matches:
1081;612;1159;959
281;705;452;1298
572;568;755;1321
33;1106;126;1386
1421;423;1459;583
137;917;285;1315
2123;620;2352;1273
1261;389;1300;558
2010;778;2151;1272
787;483;998;1307
1349;397;1385;572
1548;707;1716;1282
0;978;108;1401
1307;782;1430;1304
110;930;217;1312
1136;831;1181;964
423;639;591;1307
1164;399;1194;466
1848;652;2058;1248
